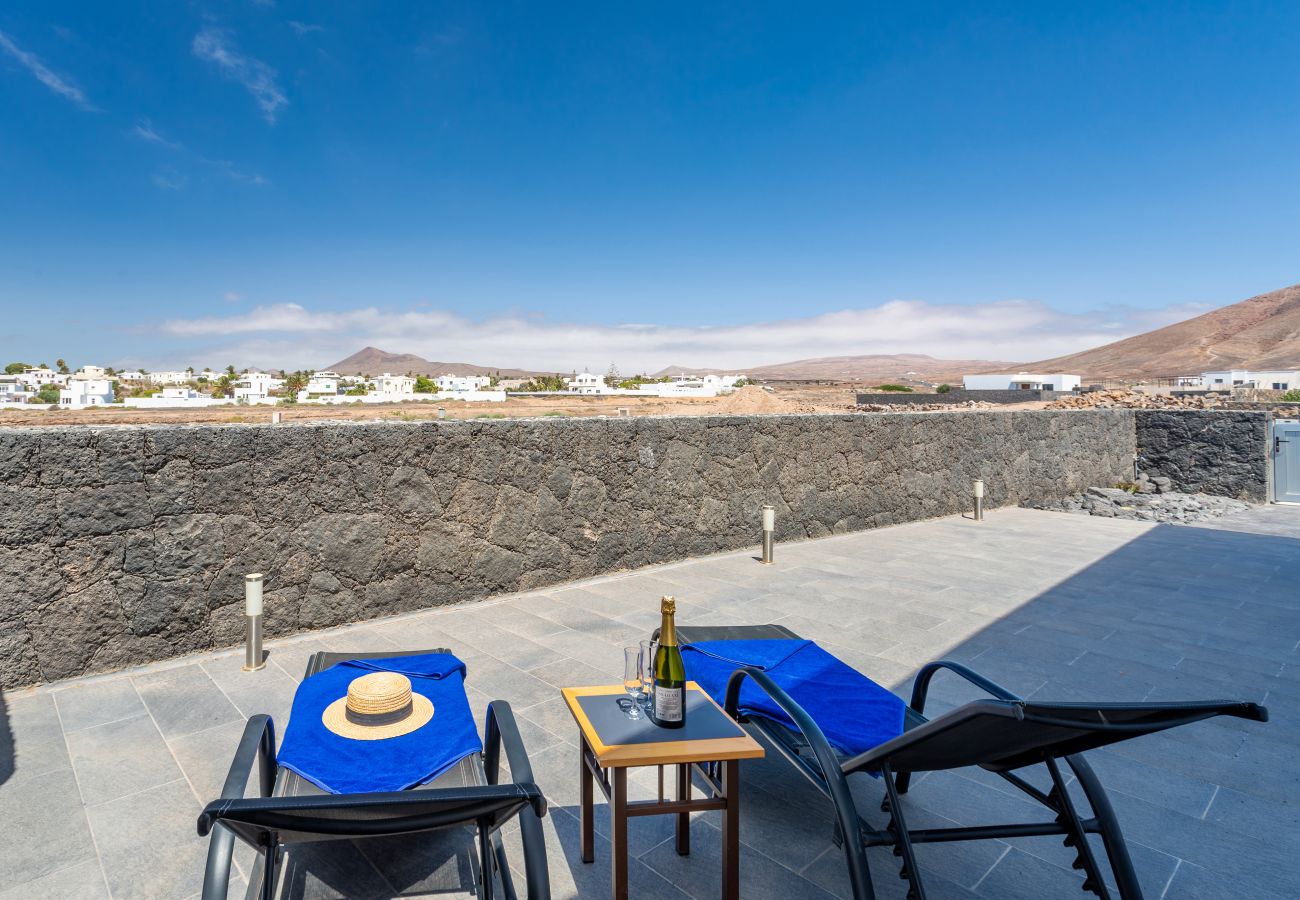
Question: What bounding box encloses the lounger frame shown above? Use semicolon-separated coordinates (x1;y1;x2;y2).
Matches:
676;624;1267;900
197;649;550;900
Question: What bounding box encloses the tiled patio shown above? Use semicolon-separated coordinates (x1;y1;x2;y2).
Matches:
1;505;1296;899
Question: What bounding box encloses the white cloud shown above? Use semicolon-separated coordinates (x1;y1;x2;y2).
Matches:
155;298;1206;373
0;29;93;109
192;27;287;123
151;170;187;191
133;120;183;150
288;21;324;35
224;291;243;302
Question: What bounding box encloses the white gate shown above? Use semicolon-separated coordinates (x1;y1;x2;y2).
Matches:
1273;420;1300;503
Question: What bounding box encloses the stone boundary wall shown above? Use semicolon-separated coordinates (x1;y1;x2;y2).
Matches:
856;390;1070;405
1135;410;1270;501
2;411;1139;687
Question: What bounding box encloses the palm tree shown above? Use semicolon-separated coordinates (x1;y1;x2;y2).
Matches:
56;358;68;374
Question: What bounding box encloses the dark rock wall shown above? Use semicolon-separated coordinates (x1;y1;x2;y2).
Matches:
856;389;1070;405
1;411;1138;687
1135;410;1270;501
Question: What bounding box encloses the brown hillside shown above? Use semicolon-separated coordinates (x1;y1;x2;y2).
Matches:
654;354;1017;383
327;347;538;378
1028;284;1300;378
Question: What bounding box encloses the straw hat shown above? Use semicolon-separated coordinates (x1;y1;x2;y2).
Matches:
321;672;434;741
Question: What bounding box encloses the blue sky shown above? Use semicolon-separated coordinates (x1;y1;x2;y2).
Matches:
1;1;1298;372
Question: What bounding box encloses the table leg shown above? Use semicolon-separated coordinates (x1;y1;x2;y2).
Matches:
675;763;691;855
580;735;594;865
611;767;629;900
722;759;740;900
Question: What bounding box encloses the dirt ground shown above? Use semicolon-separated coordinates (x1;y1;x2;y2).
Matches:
0;385;873;427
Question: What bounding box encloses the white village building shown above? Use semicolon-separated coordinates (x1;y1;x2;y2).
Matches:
962;373;1082;392
233;372;283;403
373;373;415;396
0;376;35;404
125;388;227;409
436;374;492;393
566;372;607;395
1199;370;1300;391
16;367;66;389
148;371;193;386
59;378;116;409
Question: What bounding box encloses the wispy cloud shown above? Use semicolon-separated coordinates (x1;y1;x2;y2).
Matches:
155;298;1207;373
192;26;287;123
0;29;93;109
288;21;324;36
151;170;188;191
132;120;183;150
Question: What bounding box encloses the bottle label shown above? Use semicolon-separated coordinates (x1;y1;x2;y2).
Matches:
654;685;683;722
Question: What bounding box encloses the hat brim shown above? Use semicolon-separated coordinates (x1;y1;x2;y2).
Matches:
321;693;435;741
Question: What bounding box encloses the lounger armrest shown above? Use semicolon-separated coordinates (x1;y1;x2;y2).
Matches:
484;701;551;899
723;668;866;843
909;660;1021;718
199;715;277;900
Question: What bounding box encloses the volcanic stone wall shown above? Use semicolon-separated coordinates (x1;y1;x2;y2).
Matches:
1;411;1139;687
1135;410;1270;501
856;389;1070;405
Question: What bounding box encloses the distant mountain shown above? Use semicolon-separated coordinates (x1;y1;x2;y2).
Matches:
653;354;1018;383
1026;284;1300;378
326;347;538;378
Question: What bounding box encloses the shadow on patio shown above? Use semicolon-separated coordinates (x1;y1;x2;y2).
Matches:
529;521;1293;899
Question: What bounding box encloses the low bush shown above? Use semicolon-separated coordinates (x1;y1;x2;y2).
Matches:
875;384;914;392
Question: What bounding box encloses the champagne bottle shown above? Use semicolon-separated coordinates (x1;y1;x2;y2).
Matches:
650;596;686;728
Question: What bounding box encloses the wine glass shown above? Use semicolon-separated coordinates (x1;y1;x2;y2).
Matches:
622;646;644;719
640;639;657;710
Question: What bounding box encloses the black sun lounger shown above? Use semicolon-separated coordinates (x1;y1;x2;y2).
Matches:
676;624;1267;900
197;648;550;900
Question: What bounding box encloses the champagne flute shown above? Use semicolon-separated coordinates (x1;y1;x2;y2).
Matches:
622;646;644;719
640;639;656;709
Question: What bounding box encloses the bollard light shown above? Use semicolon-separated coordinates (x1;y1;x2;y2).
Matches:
271;411;282;425
243;573;266;671
438;407;446;420
973;480;985;522
761;504;775;565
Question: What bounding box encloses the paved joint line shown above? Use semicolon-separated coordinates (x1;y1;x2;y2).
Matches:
84;775;190;810
62;710;151;736
136;673;243;882
1158;858;1183;900
969;843;1012;892
50;690;114;900
1198;784;1220;821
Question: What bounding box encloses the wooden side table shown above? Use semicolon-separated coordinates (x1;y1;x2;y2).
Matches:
560;683;765;900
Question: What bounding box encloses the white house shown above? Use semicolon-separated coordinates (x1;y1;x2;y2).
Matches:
117;371;147;383
304;372;341;395
71;365;109;380
436;374;491;393
962;373;1082;392
59;379;116;408
16;367;66;389
372;373;415;396
149;371;193;386
233;372;283;403
0;377;35;404
566;372;607;395
125;388;227;408
1201;370;1300;391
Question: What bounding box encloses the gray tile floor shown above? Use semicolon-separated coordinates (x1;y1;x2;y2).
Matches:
1;506;1296;899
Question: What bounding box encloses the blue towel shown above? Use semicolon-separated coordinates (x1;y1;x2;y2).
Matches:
681;640;906;758
277;653;482;794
